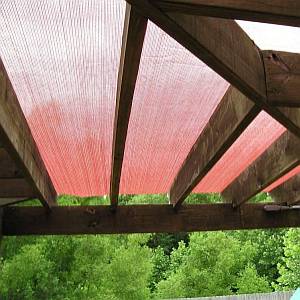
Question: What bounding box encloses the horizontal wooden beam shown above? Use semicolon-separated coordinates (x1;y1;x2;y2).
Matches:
0;178;36;199
0;148;23;178
222;131;300;207
170;86;260;208
153;0;300;27
128;0;300;138
263;51;300;107
110;4;148;208
0;61;56;208
270;174;300;205
0;197;31;207
3;203;300;235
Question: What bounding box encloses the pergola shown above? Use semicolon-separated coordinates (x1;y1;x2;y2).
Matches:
1;1;300;236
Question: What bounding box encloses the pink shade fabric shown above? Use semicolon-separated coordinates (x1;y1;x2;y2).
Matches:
0;1;298;196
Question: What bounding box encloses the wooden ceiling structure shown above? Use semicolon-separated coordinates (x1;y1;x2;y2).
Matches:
2;0;300;236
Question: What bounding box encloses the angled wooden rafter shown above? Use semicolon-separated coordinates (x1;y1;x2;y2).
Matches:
110;3;148;209
153;0;300;27
222;131;300;207
127;0;300;138
3;203;300;235
263;51;300;107
170;86;260;208
0;60;56;209
270;174;300;205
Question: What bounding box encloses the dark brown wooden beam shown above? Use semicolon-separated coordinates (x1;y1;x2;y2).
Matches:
0;197;32;207
3;203;300;235
170;87;260;208
153;0;300;27
270;174;300;205
0;179;36;199
0;61;56;209
127;0;300;138
110;4;148;209
0;148;23;178
222;131;300;207
0;208;2;243
263;51;300;107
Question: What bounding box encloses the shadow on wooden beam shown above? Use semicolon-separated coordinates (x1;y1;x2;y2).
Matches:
3;204;300;235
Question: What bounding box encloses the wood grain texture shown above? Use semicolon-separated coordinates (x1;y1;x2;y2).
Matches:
170;86;260;208
0;178;36;198
270;174;300;205
110;4;148;208
222;131;300;207
263;51;300;107
0;148;23;178
0;61;56;208
153;0;300;27
127;0;300;138
3;203;300;235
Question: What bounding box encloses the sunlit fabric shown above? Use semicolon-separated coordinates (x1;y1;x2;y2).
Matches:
0;1;297;196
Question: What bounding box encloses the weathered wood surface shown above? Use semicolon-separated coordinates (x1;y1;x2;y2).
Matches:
222;131;300;207
0;179;36;199
153;0;300;27
127;0;300;138
0;61;56;208
170;87;260;208
110;4;148;208
0;197;31;207
270;174;300;205
263;51;300;107
3;203;300;235
0;148;23;178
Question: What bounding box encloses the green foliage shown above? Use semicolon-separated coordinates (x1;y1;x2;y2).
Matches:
276;228;300;290
155;232;261;298
236;265;271;294
1;194;298;299
0;244;60;300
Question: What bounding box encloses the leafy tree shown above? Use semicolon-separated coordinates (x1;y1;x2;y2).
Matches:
236;264;271;294
276;228;300;290
155;232;265;298
0;244;60;300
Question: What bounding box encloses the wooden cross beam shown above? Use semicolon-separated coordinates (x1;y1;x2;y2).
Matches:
170;86;260;208
222;131;300;207
3;203;300;235
270;174;300;205
153;0;300;27
263;51;300;107
0;61;56;209
110;4;148;209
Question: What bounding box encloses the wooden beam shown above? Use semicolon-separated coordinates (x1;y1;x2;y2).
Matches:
110;4;148;208
127;0;300;138
0;179;36;199
0;197;31;207
222;131;300;207
0;208;2;244
0;61;56;208
0;148;23;178
170;86;260;208
263;51;300;107
153;0;300;27
270;174;300;205
3;203;300;235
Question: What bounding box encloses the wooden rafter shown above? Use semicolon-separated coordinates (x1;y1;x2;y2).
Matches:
0;148;23;178
110;4;148;209
0;61;56;209
222;131;300;207
170;86;260;208
270;174;300;205
127;0;300;139
3;203;300;235
263;51;300;107
153;0;300;27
